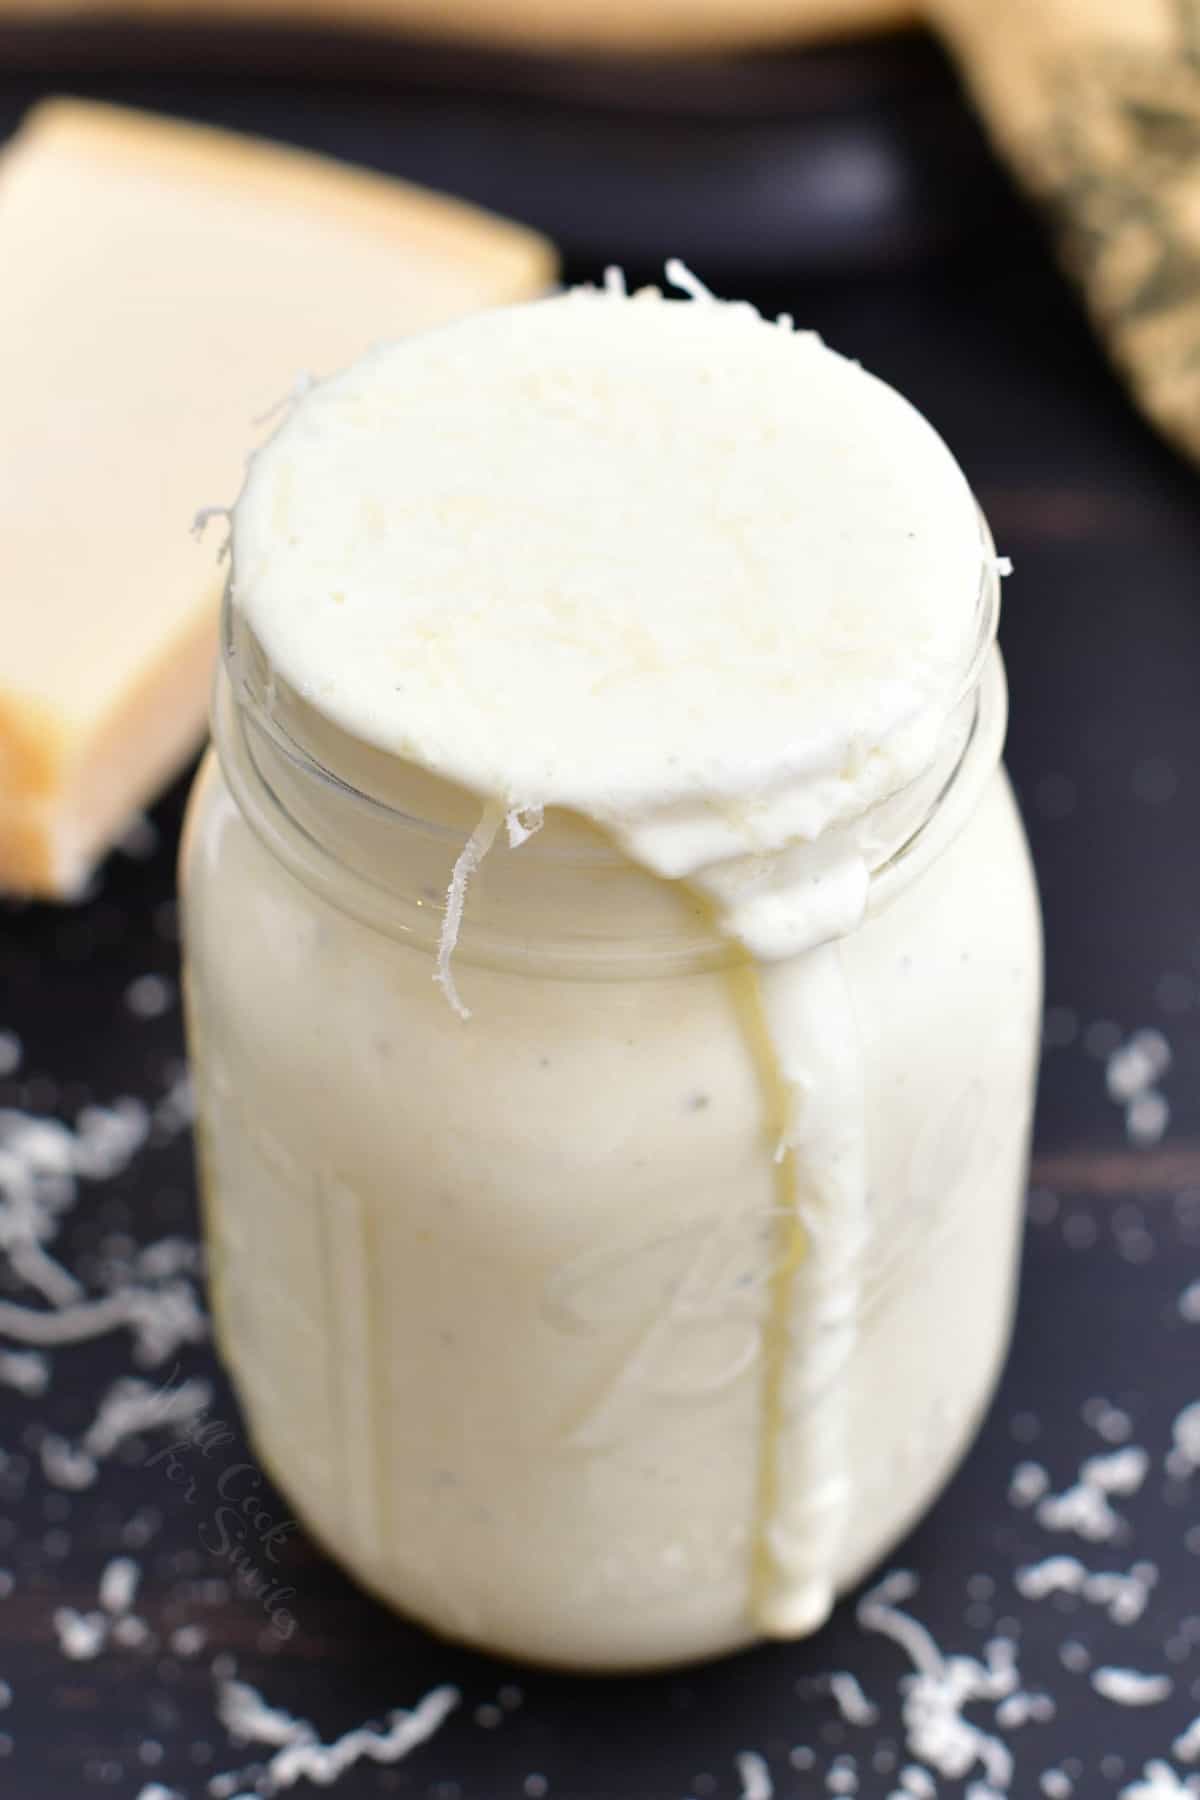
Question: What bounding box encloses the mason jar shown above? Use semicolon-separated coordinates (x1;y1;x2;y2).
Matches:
180;557;1041;1673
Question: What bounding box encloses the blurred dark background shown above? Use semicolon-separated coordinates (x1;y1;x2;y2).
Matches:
0;29;998;275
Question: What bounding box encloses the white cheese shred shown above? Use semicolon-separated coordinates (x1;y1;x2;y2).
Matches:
858;1571;1039;1798
0;1282;205;1365
664;258;717;303
218;1678;314;1749
736;1749;773;1800
1015;1553;1157;1624
214;1675;459;1795
99;1555;140;1616
86;1374;211;1458
434;799;505;1021
0;1347;49;1394
1034;1446;1148;1543
1120;1765;1198;1799
41;1374;211;1490
1091;1666;1173;1707
1168;1402;1200;1478
505;803;544;850
828;1671;878;1726
191;505;233;563
53;1607;108;1661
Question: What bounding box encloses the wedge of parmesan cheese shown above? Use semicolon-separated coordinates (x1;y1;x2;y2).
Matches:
0;99;555;897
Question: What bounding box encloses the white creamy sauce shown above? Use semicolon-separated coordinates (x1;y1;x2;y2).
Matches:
231;278;990;1640
235;283;981;832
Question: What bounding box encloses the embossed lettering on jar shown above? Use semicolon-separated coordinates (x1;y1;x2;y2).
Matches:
181;286;1042;1672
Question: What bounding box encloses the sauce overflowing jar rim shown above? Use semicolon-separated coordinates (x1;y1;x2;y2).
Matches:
212;523;1006;977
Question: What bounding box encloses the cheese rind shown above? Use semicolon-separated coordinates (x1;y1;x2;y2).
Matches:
0;98;555;897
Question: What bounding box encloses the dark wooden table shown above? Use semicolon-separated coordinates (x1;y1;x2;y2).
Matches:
2;40;1200;1800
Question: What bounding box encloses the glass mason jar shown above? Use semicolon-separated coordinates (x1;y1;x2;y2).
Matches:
181;569;1041;1674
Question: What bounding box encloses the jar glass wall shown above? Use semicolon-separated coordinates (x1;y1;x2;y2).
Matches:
180;619;1041;1672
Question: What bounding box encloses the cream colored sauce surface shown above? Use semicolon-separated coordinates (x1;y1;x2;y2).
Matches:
191;282;1040;1666
233;284;982;833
